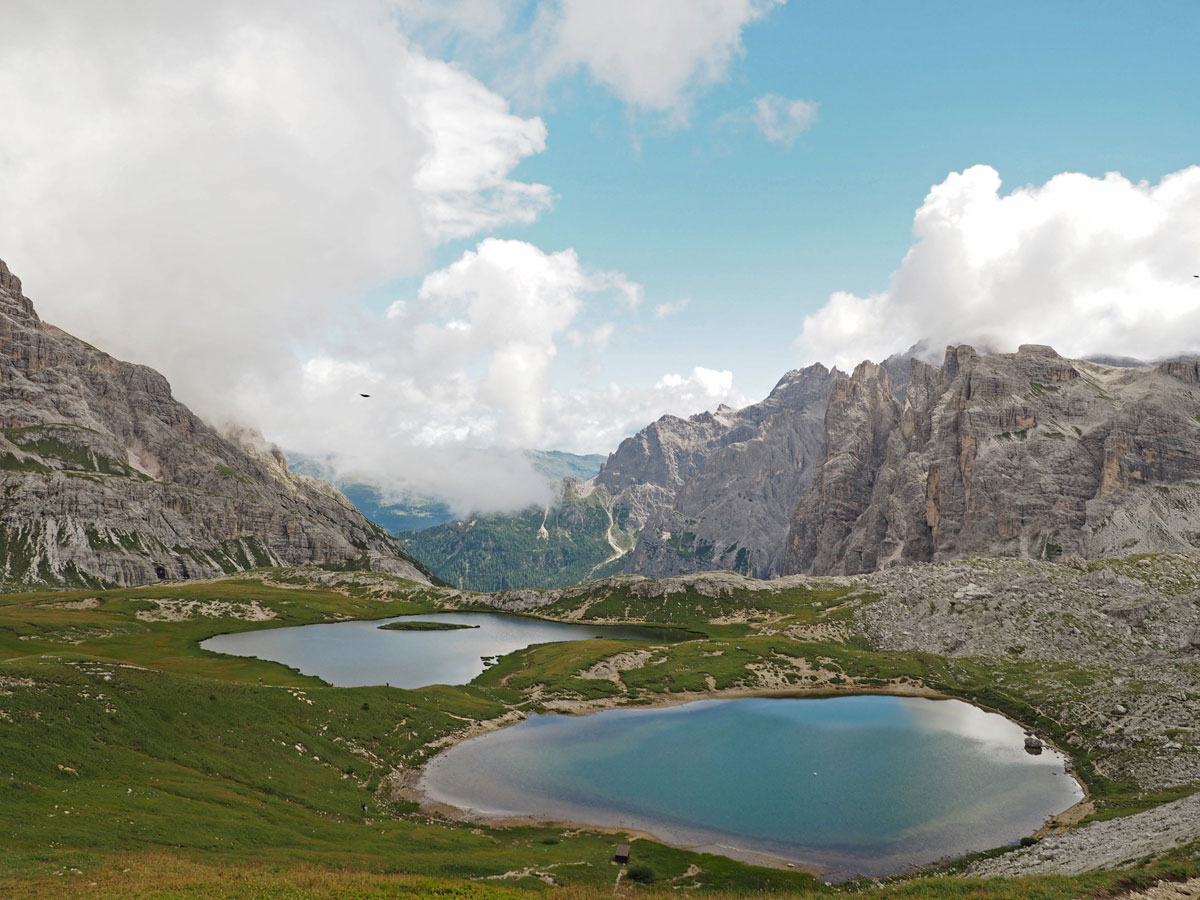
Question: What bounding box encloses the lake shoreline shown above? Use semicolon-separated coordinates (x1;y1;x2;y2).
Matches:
393;680;1088;882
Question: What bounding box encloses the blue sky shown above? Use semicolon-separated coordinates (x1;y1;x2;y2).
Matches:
3;0;1199;509
362;0;1190;400
408;0;1200;401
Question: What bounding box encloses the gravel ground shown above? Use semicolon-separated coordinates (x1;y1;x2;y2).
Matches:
967;793;1200;877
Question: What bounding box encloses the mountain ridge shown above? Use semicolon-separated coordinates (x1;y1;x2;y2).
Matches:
405;341;1200;590
0;257;432;588
785;343;1200;574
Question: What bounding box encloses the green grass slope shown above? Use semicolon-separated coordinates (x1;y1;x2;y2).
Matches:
402;484;636;591
0;569;1197;898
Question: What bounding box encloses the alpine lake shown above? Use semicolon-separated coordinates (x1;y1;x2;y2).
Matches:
202;612;1083;880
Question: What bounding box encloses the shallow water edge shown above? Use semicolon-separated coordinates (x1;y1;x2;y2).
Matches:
405;683;1089;882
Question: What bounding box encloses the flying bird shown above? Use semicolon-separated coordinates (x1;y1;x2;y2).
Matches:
359;393;371;398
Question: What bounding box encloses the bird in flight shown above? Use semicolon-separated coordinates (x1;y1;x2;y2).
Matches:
359;393;371;398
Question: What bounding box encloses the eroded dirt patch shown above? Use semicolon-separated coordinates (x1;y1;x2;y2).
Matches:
134;599;277;622
577;650;657;684
42;597;101;610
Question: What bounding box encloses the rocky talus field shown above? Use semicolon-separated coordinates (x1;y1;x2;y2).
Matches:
0;257;431;588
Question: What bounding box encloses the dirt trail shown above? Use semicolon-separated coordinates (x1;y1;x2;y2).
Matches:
588;504;626;576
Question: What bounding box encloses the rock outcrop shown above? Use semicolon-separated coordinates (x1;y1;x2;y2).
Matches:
785;344;1200;575
0;257;433;587
600;364;837;579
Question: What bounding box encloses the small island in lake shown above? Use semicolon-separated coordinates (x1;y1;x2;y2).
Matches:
378;621;480;632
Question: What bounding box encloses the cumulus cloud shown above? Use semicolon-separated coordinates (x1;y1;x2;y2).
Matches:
535;0;783;116
795;164;1200;370
248;239;741;514
0;0;548;409
750;94;818;145
541;367;747;455
0;1;757;517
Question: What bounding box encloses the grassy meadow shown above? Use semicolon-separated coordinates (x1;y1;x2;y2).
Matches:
0;570;1197;898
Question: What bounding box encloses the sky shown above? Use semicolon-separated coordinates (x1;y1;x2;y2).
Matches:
1;0;1199;514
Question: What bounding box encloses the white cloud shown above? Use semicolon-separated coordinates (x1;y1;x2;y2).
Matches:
537;366;747;454
0;1;759;517
750;94;818;145
0;0;548;415
242;238;682;512
411;238;611;447
535;0;783;116
796;164;1200;370
394;0;516;39
257;236;748;506
567;322;617;353
654;297;690;318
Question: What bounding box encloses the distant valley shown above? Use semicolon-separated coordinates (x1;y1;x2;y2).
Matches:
289;449;606;536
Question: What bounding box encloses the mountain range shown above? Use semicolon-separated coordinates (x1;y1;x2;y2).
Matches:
9;247;1200;597
406;343;1200;589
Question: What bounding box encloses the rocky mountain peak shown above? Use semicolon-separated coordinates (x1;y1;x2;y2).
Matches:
0;255;431;588
1017;343;1062;357
942;343;978;376
0;256;37;321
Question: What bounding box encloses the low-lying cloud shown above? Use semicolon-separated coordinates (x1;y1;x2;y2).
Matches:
796;164;1200;370
230;238;745;515
0;0;752;518
0;0;548;402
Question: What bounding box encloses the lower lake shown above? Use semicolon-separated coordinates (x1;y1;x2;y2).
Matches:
420;695;1083;879
200;611;688;688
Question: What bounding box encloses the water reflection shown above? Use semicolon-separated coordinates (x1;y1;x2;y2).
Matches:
901;696;1036;756
201;611;686;688
421;696;1081;879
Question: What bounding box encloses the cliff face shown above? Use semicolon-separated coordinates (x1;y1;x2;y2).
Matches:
0;257;432;587
784;343;1200;575
595;364;837;579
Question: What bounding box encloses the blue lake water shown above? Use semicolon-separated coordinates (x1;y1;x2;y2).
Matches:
200;612;687;688
420;695;1082;879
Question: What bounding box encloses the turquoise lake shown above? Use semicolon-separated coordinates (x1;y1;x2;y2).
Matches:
200;612;687;688
420;695;1082;879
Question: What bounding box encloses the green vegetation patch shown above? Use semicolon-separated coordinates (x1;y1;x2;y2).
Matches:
522;581;861;631
378;620;479;631
6;426;142;478
401;485;636;592
1028;381;1062;398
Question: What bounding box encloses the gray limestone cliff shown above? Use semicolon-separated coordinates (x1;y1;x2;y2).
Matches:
596;364;837;579
784;343;1200;575
0;257;433;588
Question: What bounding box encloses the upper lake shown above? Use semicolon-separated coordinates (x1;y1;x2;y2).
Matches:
200;611;687;688
420;695;1083;879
